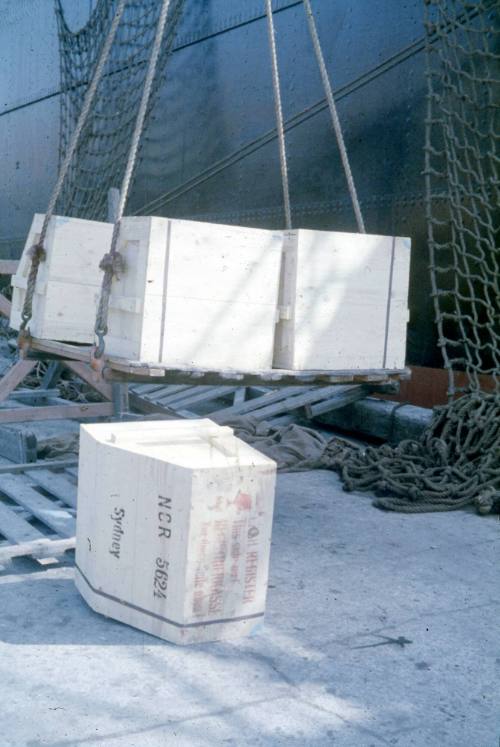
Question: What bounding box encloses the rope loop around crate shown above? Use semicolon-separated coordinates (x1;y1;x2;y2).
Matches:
93;0;178;359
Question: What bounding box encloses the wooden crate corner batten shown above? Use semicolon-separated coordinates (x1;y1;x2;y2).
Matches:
10;214;112;342
274;229;411;371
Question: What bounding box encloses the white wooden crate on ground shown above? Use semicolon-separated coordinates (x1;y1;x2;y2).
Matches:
106;217;283;369
75;419;277;645
10;214;112;342
273;230;411;371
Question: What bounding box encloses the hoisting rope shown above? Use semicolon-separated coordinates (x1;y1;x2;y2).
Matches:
19;0;128;333
302;0;366;233
94;0;177;359
265;0;293;230
264;0;366;232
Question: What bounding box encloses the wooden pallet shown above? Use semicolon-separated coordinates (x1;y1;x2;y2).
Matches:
129;381;396;423
20;336;410;387
0;458;78;568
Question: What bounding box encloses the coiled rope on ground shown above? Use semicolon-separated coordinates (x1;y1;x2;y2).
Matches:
326;392;500;514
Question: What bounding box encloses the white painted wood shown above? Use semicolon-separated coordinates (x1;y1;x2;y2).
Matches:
75;419;277;645
273;229;411;371
10;213;113;342
105;217;283;369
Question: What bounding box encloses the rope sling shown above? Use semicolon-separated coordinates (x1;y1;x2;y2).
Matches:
19;0;128;334
19;0;185;353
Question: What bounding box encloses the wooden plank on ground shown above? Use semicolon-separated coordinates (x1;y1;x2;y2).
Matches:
0;537;75;564
249;385;358;421
0;474;76;537
0;501;45;544
26;469;78;509
152;386;205;405
136;384;187;397
169;386;239;410
0;458;78;475
0;402;113;423
128;391;176;417
210;386;309;422
304;385;371;418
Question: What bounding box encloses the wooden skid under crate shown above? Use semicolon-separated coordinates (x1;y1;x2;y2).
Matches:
23;336;411;387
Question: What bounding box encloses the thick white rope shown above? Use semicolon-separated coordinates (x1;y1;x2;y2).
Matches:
302;0;366;233
265;0;293;230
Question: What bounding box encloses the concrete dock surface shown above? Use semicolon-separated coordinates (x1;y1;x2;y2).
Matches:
0;470;498;747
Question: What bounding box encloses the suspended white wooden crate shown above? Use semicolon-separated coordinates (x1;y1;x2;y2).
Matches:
105;217;283;369
75;419;277;645
273;230;411;371
10;213;112;342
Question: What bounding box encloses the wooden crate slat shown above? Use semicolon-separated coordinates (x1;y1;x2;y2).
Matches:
248;385;359;421
134;384;184;396
152;386;209;405
305;386;372;418
210;386;309;422
0;474;76;537
168;385;239;411
232;387;247;406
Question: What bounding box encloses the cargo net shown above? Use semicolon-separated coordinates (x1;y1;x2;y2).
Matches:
334;0;500;514
55;0;183;221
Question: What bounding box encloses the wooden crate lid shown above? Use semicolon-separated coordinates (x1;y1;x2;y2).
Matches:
80;419;276;469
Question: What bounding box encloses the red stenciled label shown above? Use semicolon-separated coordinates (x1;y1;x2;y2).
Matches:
207;520;229;615
234;491;252;512
243;525;260;604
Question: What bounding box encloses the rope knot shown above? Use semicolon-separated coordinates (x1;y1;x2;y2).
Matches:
28;242;46;263
409;486;420;501
474;489;500;516
99;251;126;278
